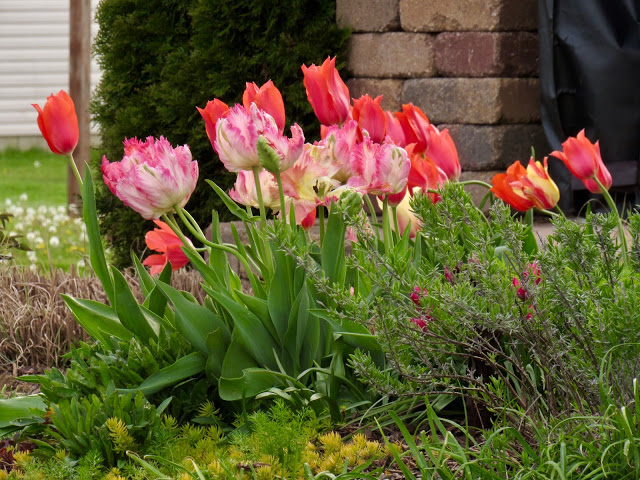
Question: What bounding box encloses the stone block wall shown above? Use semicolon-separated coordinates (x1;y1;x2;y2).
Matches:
337;0;548;201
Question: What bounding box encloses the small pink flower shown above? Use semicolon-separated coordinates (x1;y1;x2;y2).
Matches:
410;286;427;305
411;317;429;331
102;136;198;220
444;266;455;285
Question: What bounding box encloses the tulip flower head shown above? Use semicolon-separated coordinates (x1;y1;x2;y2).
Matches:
550;129;612;193
229;170;280;210
351;95;386;143
243;80;286;133
425;124;460;181
197;98;229;151
215;103;303;173
491;157;559;211
102;136;198;220
407;146;448;204
347;138;410;196
301;57;351;126
142;220;192;275
397;104;431;153
32;90;79;155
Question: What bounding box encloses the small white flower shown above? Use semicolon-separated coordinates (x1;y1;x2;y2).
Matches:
14;222;23;231
27;251;37;261
26;232;36;241
57;206;65;213
77;259;85;269
14;207;24;216
49;236;60;247
33;160;41;168
48;225;57;233
35;236;43;245
26;207;35;216
38;206;47;214
29;264;37;272
4;199;11;206
19;193;28;202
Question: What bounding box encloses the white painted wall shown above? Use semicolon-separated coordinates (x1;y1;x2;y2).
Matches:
0;0;101;146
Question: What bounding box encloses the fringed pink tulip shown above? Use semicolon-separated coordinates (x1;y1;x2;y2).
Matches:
197;99;229;151
102;136;198;220
314;120;358;183
347;138;410;196
142;220;192;275
351;95;386;143
32;90;79;155
243;80;286;133
301;57;351;126
425;124;461;181
215;104;303;173
229;170;281;210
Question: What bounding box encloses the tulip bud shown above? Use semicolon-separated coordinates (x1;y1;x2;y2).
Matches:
257;135;282;174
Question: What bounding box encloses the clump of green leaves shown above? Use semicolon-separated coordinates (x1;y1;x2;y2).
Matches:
342;182;640;428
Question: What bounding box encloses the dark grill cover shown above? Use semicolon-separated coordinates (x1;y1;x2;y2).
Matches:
538;0;640;209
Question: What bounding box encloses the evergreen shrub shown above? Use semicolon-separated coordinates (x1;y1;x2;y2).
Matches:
92;0;349;267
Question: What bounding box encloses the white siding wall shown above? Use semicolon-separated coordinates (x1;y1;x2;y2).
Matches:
0;0;101;142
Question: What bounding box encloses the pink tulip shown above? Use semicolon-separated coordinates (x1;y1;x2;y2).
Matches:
197;99;229;151
102;136;198;220
425;124;461;181
301;57;351;126
550;129;612;193
315;120;359;183
229;170;281;210
243;80;286;133
347;138;410;196
351;95;386;143
215;103;303;173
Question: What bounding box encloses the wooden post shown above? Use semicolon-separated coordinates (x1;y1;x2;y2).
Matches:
69;0;91;211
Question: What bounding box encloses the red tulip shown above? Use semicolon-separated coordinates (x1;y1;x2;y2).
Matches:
398;104;430;153
197;99;229;151
490;162;535;212
301;57;351;126
142;220;191;275
425;124;460;181
32;90;79;155
243;80;286;133
550;129;612;193
351;95;386;143
407;145;448;204
384;111;406;146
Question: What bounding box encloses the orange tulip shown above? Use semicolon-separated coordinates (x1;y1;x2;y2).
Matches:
491;157;559;211
550;129;612;193
243;80;286;133
142;220;191;275
301;57;351;126
32;90;79;155
397;104;430;154
197;99;229;151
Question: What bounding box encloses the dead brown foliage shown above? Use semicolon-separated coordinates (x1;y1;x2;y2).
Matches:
0;266;205;384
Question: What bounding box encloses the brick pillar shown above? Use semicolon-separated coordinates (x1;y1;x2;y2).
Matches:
337;0;545;206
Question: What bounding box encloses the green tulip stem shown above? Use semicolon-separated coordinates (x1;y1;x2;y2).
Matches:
554;204;567;219
181;208;206;238
319;206;325;245
252;166;267;230
594;177;629;264
274;170;287;225
167;209;257;281
535;208;559;218
67;153;83;190
392;205;400;241
459;179;492;190
363;194;380;242
382;196;392;256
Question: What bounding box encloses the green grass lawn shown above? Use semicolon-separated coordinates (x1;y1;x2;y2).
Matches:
0;148;103;272
0;148;68;206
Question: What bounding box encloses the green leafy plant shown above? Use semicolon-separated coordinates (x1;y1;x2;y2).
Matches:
0;213;29;262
